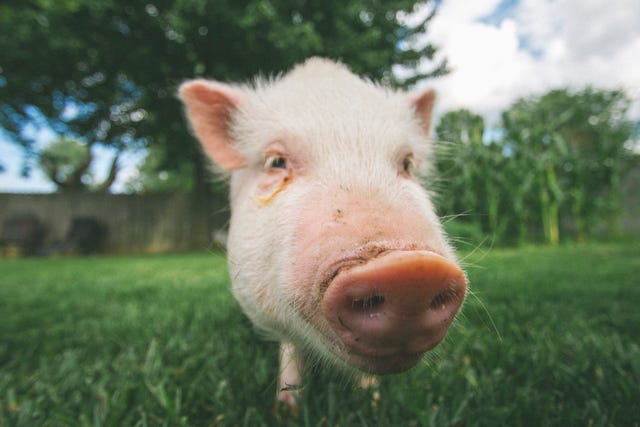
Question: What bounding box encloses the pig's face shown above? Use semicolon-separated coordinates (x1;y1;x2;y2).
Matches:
180;58;466;375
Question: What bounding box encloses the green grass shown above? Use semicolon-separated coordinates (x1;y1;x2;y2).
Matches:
1;243;639;426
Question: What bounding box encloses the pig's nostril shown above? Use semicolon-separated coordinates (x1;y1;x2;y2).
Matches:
429;288;460;310
351;295;385;311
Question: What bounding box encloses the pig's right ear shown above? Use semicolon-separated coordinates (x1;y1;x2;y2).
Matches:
179;80;246;170
410;88;436;136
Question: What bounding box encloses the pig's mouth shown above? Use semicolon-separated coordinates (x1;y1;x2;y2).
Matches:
319;248;467;374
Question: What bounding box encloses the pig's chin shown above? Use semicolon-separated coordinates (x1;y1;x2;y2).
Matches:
334;327;445;374
345;352;425;374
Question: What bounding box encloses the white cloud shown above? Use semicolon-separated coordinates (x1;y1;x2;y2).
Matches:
416;0;640;123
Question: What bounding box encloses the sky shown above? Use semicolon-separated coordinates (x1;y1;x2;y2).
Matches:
408;0;640;121
1;0;639;193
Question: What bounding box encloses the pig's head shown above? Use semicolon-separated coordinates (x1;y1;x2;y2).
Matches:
179;58;466;375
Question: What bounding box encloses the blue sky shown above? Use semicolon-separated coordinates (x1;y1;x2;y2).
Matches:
0;136;55;193
0;127;143;193
2;0;639;193
479;0;518;26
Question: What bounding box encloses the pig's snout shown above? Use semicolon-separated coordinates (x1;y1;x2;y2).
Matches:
321;250;466;374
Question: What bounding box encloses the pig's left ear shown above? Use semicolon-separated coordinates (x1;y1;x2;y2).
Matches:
410;88;436;136
179;79;246;170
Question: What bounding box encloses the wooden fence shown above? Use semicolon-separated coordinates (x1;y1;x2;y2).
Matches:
1;178;638;255
0;192;229;254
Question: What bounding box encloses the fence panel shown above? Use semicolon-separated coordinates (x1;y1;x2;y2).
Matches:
0;193;229;254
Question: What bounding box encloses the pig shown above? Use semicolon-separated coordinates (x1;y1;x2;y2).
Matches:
179;58;467;408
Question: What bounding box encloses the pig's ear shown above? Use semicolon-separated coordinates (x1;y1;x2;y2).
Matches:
410;88;436;136
179;80;246;170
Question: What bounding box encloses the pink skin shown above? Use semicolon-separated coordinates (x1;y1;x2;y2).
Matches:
321;250;466;374
288;186;466;375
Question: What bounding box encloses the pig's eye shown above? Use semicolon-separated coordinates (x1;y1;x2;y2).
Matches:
402;154;415;175
265;155;287;170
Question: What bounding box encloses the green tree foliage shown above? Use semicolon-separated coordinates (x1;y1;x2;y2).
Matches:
0;0;447;195
38;138;119;192
503;88;636;243
435;110;508;242
124;147;194;194
435;87;638;245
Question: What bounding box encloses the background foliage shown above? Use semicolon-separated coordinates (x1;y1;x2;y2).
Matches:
435;88;638;246
0;0;638;246
0;0;446;196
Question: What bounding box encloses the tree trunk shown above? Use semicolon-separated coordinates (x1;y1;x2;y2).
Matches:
571;189;586;243
96;150;120;193
549;202;560;246
544;164;561;246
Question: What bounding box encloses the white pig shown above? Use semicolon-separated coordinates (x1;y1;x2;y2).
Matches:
179;58;467;408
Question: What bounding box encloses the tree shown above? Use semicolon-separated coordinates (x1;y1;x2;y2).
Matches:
0;0;448;198
38;138;119;192
502;87;636;243
123;146;194;194
0;1;144;175
435;88;638;246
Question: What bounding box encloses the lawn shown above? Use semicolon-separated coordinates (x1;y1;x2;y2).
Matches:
1;243;639;426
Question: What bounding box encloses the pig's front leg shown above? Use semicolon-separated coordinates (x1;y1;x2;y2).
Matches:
277;341;304;411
